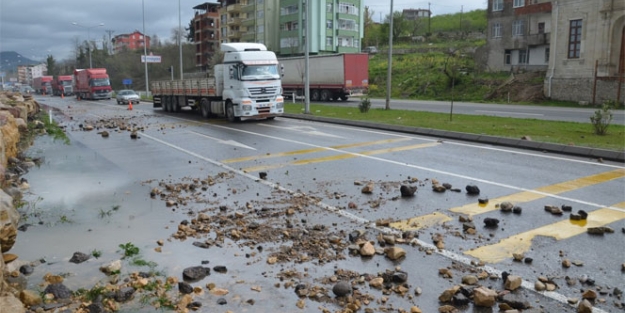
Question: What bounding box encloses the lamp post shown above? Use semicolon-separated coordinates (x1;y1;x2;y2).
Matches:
72;22;104;68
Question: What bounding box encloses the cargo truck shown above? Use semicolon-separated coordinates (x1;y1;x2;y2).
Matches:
52;75;74;96
73;68;112;100
151;43;283;122
279;53;369;102
32;76;53;95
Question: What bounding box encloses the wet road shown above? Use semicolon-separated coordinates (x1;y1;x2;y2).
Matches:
12;95;625;312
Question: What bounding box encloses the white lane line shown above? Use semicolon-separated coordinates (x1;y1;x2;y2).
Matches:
140;131;610;313
475;110;544;116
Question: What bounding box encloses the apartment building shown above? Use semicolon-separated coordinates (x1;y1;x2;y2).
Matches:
545;0;625;104
215;0;363;56
112;31;151;54
193;2;221;70
402;8;431;20
485;0;552;72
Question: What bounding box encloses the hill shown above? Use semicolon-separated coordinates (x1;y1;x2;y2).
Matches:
0;51;40;72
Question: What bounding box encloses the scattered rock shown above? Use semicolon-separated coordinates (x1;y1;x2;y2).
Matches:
114;287;136;302
332;281;352;297
504;275;523;291
178;282;194;294
69;251;90;264
483;217;499;228
465;184;480;195
361;182;375;194
182;266;210;281
400;185;417;197
384;246;406;260
500;202;514;212
43;283;72;299
473;286;497;307
577;299;593;313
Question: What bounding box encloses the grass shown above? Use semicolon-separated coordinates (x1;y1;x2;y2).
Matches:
284;103;625;152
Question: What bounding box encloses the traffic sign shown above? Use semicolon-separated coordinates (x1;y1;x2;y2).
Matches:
122;79;132;85
141;55;162;63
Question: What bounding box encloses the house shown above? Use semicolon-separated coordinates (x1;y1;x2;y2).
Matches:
402;8;430;20
193;2;220;70
545;0;625;104
112;31;151;54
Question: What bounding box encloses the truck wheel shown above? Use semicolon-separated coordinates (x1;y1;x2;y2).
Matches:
339;95;348;101
171;97;180;113
163;97;170;112
200;99;211;118
226;102;240;122
310;90;320;101
320;89;331;102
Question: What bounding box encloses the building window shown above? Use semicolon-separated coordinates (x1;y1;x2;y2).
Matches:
568;19;582;59
545;47;550;62
280;37;298;48
513;0;524;8
492;22;502;38
326;36;333;47
518;50;528;64
338;3;357;15
257;10;264;18
280;21;299;31
493;0;503;11
538;22;545;34
504;49;511;65
327;3;333;12
338;19;356;31
280;5;298;16
326;20;333;29
257;25;264;33
512;19;525;36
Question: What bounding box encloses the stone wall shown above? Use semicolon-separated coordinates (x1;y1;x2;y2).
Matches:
546;77;625;105
0;92;41;313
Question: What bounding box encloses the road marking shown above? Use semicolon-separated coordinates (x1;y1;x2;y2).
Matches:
390;212;452;230
475;110;543;116
465;202;625;263
241;142;439;173
221;137;412;164
189;131;256;150
449;168;625;216
258;123;344;138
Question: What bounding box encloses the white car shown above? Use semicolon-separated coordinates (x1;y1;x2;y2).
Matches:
116;90;141;105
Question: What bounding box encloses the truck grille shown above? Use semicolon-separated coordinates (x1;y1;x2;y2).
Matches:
248;86;278;99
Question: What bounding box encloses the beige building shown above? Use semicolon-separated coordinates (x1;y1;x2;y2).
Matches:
545;0;625;104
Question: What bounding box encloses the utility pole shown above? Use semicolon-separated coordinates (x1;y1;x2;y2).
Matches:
428;2;431;34
460;5;463;30
385;0;393;110
105;30;115;55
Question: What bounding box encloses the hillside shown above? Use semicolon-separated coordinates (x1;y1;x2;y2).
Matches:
0;51;40;71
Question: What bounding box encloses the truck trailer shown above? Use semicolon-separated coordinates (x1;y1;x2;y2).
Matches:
73;68;112;100
52;75;74;96
32;76;53;95
151;43;283;122
279;53;369;102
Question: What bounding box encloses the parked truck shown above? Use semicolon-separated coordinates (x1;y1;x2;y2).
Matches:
151;43;283;122
279;53;369;102
73;68;112;100
32;76;53;95
52;75;74;96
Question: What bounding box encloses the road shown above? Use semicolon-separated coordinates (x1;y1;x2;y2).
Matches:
12;95;625;313
311;98;625;124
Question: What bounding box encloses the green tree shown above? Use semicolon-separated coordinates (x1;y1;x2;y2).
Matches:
362;6;375;48
383;11;407;42
46;55;57;76
186;20;195;42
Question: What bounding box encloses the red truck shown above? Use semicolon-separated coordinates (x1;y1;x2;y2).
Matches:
52;75;74;96
279;53;369;102
73;68;112;100
32;76;53;95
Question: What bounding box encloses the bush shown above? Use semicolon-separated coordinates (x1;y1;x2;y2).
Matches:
359;96;371;113
590;100;614;135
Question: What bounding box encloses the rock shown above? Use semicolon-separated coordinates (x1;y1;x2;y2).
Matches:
100;260;122;275
259;172;267;180
98;131;109;138
500;202;514;212
369;277;384;289
182;266;210;281
86;303;105;313
114;287;136;302
178;282;194;294
512;253;524;262
561;205;572;211
392;271;408;283
544;205;563;215
500;294;530;309
130;130;138;139
384;246;406;260
438;304;458;313
562;259;571;268
360;241;375;257
332;281;352;297
504;275;522;291
483;217;499;228
400;185;417;197
465;184;480;195
577;299;593;313
19;289;42;306
512;206;523;214
473;286;497;307
216;298;227;305
461;275;478;285
453;293;470;305
570;213;582;220
213;265;227;273
581;289;597;300
69;251;90;264
361;182;374;194
0;294;26;313
411;306;422;313
534;281;546;291
578;210;588;219
43;283;72;299
439;286;460;302
19;264;33;276
0;190;20;253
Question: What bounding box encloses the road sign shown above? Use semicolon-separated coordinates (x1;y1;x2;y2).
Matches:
122;79;132;85
141;55;162;63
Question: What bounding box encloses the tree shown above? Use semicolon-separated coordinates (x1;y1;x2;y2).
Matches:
407;18;423;37
362;6;375;48
46;55;57;76
186;20;195;42
384;11;407;42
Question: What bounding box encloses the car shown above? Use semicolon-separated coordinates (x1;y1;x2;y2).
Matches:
19;86;36;94
362;46;378;54
116;90;141;105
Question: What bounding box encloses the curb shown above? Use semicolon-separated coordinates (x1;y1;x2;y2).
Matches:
281;113;625;163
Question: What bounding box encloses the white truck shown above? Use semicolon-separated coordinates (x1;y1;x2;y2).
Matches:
151;43;284;122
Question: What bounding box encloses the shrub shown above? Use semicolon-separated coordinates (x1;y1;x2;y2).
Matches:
590;100;614;135
359;96;371;113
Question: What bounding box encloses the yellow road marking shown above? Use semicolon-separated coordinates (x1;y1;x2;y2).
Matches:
390;212;452;230
222;137;412;164
465;202;625;263
242;142;439;173
450;168;625;216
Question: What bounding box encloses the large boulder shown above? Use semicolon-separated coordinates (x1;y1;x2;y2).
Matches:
0;189;18;253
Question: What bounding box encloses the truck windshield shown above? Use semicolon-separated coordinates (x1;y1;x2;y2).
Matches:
61;81;72;86
90;78;110;87
241;65;279;81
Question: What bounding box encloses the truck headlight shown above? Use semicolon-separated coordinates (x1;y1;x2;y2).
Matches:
275;102;284;109
242;105;252;111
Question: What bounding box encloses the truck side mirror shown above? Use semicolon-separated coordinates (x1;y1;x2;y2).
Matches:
280;64;284;77
229;66;234;79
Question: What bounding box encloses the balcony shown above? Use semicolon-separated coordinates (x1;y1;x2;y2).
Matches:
227;4;241;13
527;32;550;46
228;17;242;25
227;31;241;39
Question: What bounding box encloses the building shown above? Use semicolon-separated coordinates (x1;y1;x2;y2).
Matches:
485;0;552;73
402;8;430;20
112;31;151;54
193;2;221;70
215;0;364;57
17;64;46;85
545;0;625;104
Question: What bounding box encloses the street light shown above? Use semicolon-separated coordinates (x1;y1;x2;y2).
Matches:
72;22;104;68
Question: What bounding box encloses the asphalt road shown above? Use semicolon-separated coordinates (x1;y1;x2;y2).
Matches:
12;96;625;313
310;98;625;124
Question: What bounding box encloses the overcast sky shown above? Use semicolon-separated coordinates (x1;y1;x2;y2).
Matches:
0;0;486;63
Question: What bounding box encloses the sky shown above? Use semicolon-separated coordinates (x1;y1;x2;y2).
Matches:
0;0;486;64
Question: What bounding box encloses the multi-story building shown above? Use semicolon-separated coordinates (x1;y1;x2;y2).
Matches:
112;31;151;54
485;0;552;72
193;2;221;70
215;0;364;57
18;64;46;85
545;0;625;104
402;8;430;20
